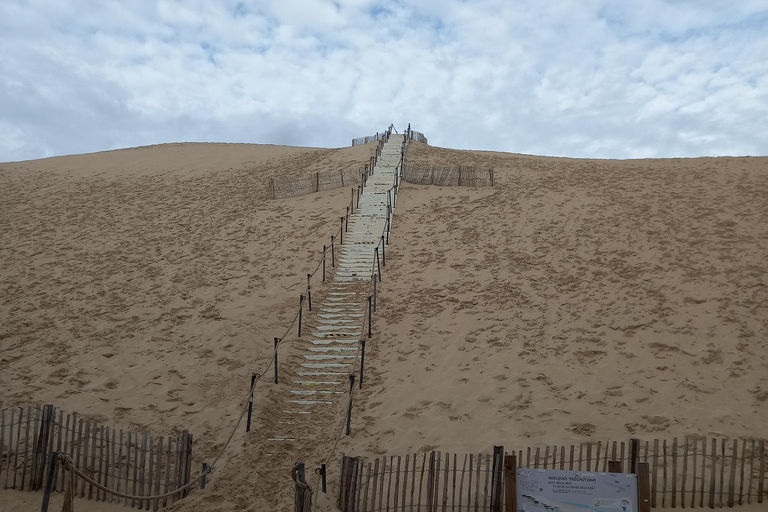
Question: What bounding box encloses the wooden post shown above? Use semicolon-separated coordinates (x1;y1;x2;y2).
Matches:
631;438;640;474
296;462;308;512
709;438;716;508
490;447;503;512
682;436;688;509
247;372;257;430
40;452;58;512
638;462;651;512
504;454;516;512
316;172;320;193
274;338;280;384
33;405;55;490
331;235;335;267
672;437;678;508
609;461;622;473
307;274;312;312
298;294;304;337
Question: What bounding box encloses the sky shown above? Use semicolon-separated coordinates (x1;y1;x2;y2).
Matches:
1;0;767;162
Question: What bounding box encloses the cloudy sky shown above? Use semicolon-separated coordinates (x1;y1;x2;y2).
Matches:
1;0;767;162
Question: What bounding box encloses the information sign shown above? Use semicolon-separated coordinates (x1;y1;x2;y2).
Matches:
516;468;638;512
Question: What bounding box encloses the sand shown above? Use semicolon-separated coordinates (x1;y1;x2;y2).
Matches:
1;140;766;511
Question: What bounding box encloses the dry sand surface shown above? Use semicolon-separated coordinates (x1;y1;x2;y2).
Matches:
1;140;767;512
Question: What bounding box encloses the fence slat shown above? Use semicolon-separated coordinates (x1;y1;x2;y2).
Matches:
417;453;428;512
691;437;697;509
110;428;117;503
738;439;746;506
746;439;755;505
682;436;688;509
662;440;668;508
29;406;40;490
394;455;401;512
482;454;490;512
709;438;716;508
700;437;706;508
474;453;481;512
442;452;450;512
379;456;387;512
728;439;737;507
758;440;765;504
0;410;5;489
88;421;97;500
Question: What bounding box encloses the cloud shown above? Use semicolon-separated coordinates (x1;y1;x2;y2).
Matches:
1;0;767;162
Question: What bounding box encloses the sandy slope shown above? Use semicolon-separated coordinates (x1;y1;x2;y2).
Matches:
1;140;766;511
337;141;768;487
0;142;373;511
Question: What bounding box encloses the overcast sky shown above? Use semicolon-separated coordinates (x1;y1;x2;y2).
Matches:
1;0;767;162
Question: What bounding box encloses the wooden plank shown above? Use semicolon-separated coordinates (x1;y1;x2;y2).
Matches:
682;436;688;508
474;454;481;512
363;461;372;512
504;455;516;512
526;447;531;469
594;441;601;472
728;439;737;507
452;454;458;511
631;438;640;474
386;455;394;512
569;445;574;471
691;437;697;509
738;439;746;506
88;421;97;500
758;440;765;504
746;439;755;505
399;454;408;512
21;406;32;490
4;409;13;489
126;430;134;506
637;462;651;512
394;455;401;512
29;406;40;490
435;452;442;511
543;446;550;470
621;442;626;473
54;410;64;492
609;461;622;473
672;437;678;508
80;418;90;497
700;437;706;509
110;428;117;504
662;439;668;509
138;433;148;507
534;447;540;469
560;446;565;470
183;433;192;498
602;442;609;472
466;454;473;511
483;454;491;512
172;433;181;504
426;452;434;512
587;444;592;472
458;454;467;512
442;452;450;512
97;425;105;501
379;456;387;512
708;438;716;509
146;435;154;509
347;458;359;512
116;429;124;502
356;458;365;512
370;457;380;512
578;444;583;471
0;409;5;488
410;454;418;510
152;437;162;512
12;408;23;489
613;441;618;463
163;434;171;508
417;453;427;512
719;439;726;508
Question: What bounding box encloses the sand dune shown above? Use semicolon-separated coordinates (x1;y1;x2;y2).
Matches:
1;140;766;511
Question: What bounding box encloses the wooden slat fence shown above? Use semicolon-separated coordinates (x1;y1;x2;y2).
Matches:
408;131;428;144
402;164;494;187
270;167;367;199
339;437;767;511
353;132;389;146
0;405;194;510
